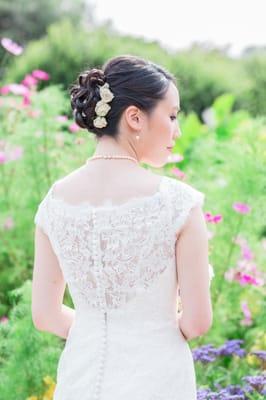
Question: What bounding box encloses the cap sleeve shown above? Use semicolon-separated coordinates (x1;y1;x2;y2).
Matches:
167;177;205;235
34;185;54;236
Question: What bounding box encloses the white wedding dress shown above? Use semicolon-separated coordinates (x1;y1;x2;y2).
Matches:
34;174;214;400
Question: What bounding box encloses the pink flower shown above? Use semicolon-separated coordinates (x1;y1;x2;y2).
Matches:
233;202;251;214
205;212;223;224
0;151;7;164
234;236;247;247
240;301;252;326
0;316;9;324
31;70;50;80
8;146;24;161
56;115;68;122
238;273;259;286
171;167;186;180
22;94;31;106
207;229;214;240
27;109;41;118
3;216;14;230
241;245;254;261
0;83;29;96
224;268;235;282
1;38;23;55
167;153;184;163
0;139;6;148
0;85;11;95
0;146;24;164
69;122;80;133
21;74;38;88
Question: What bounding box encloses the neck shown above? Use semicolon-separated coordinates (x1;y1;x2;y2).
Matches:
94;135;139;161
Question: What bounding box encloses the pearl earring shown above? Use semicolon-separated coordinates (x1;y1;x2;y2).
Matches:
135;134;140;140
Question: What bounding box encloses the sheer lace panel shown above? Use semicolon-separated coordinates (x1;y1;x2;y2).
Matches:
33;175;210;310
34;176;176;310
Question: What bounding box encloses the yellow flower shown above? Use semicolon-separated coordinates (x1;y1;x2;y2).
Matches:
42;375;56;400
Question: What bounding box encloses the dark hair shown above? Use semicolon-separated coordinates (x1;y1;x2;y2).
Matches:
69;54;177;139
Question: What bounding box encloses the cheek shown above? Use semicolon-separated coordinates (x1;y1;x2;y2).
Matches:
145;112;170;146
153;113;169;132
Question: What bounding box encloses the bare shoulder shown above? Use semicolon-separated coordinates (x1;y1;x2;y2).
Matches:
52;164;164;202
52;166;85;198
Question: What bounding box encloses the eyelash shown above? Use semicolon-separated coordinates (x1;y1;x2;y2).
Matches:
170;115;177;121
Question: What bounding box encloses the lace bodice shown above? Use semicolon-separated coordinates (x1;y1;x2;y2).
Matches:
34;175;214;311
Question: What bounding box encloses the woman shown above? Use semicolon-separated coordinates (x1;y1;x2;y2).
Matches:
32;54;214;400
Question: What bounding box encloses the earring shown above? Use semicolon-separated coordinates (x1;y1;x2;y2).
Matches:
135;134;140;140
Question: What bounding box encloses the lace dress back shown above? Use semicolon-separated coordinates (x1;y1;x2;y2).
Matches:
34;174;214;400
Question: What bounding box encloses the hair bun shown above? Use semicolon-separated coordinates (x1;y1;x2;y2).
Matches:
69;68;107;131
79;68;106;88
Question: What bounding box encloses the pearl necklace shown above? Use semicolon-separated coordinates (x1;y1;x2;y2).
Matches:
86;154;139;165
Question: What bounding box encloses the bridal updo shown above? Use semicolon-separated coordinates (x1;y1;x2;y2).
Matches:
69;54;176;139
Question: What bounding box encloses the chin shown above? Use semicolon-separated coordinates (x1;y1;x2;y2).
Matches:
145;160;167;168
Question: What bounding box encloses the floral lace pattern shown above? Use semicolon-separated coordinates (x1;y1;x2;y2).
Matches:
34;175;212;311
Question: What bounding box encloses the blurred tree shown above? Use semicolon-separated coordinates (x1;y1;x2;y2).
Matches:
241;54;266;116
0;0;95;44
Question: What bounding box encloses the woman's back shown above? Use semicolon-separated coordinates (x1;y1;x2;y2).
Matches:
34;165;212;400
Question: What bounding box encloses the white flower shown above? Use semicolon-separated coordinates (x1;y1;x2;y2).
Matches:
95;100;111;117
208;263;215;287
201;107;216;128
93;116;107;128
99;82;114;103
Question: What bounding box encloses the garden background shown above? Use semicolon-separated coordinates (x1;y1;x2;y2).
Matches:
0;1;265;399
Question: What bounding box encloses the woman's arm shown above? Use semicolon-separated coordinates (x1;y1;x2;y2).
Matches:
175;204;213;341
32;226;75;340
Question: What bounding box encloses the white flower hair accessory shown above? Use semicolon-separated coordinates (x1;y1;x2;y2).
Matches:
93;82;114;129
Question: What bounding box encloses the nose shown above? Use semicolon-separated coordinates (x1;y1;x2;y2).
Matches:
174;123;182;139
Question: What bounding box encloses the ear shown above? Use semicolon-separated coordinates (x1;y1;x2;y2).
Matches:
124;105;145;130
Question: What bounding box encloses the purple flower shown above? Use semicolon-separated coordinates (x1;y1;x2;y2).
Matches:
197;387;218;400
217;339;246;358
1;37;23;55
242;374;266;394
193;343;220;364
250;350;266;361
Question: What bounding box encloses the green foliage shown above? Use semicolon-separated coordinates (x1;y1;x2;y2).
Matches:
241;54;266;117
0;0;92;44
0;281;63;400
4;18;169;90
169;46;250;116
4;18;257;117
